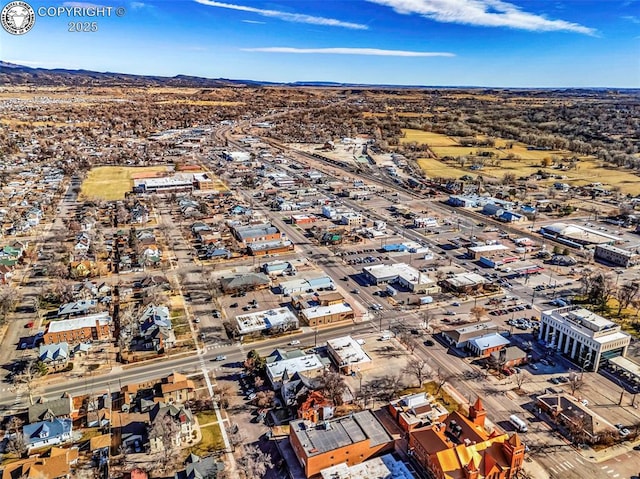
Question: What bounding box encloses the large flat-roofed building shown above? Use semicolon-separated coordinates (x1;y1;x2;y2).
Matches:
235;307;299;337
231;223;282;246
289;410;395;478
540;223;617;248
442;272;493;294
133;174;194;194
300;303;354;327
320;454;416;479
362;263;439;294
467;244;509;260
44;312;112;345
539;306;631;371
326;336;372;375
280;276;335;296
594;244;637;268
340;212;363;227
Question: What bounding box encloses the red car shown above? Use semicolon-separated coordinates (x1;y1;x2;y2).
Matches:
25;321;34;328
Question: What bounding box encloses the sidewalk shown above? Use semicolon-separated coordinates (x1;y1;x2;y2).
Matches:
578;437;640;463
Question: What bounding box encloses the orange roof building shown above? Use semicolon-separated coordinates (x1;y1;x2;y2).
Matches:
408;397;525;479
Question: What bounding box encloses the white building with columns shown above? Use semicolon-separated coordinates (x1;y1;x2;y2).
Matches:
539;306;630;371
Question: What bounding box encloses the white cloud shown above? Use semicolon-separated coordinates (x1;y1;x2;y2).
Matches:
241;47;455;57
242;19;266;24
130;1;148;9
62;2;109;8
367;0;596;34
622;15;640;24
194;0;368;30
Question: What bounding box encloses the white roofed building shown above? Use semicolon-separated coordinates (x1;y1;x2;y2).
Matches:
539;306;631;371
326;336;373;375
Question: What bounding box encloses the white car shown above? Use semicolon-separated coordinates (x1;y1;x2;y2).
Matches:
289;340;300;346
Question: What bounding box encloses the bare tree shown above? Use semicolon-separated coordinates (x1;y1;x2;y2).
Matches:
615;282;639;316
470;306;487;323
567;371;584;396
5;415;26;457
514;370;528;390
435;368;453;395
226;423;245;451
253;390;275;409
147;413;181;473
0;286;20;324
398;332;417;353
403;358;430;388
321;370;348;406
235;444;273;479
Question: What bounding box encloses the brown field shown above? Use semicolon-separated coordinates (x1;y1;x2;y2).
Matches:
155;100;245;106
80;166;169;201
404;129;639;194
417;158;472;179
363;112;434;118
418;156;640;193
1;119;94;127
401;129;458;147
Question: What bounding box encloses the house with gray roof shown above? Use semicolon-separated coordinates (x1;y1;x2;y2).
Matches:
28;395;73;424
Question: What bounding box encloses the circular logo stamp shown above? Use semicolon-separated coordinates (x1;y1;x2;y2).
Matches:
1;1;35;35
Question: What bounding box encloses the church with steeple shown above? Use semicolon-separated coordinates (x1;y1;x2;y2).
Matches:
408;396;526;479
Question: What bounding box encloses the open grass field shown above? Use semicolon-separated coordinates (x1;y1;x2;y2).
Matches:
418;155;640;193
404;129;640;194
80;166;168;201
417;158;472;178
401;129;458;147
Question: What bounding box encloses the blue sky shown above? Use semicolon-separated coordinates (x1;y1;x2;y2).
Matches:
1;0;639;87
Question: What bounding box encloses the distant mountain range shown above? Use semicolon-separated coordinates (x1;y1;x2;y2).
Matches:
1;61;636;91
0;61;446;89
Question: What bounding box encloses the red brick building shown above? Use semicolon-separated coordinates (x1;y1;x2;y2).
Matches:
44;313;112;345
289;410;394;478
409;398;526;479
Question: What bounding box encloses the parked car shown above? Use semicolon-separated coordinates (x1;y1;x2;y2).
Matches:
214;355;226;361
193;317;200;323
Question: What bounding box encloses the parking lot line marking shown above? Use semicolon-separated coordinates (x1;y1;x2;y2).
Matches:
602;466;609;469
612;474;619;478
575;458;583;464
549;468;557;475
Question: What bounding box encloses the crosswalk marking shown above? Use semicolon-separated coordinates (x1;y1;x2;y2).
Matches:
602;466;609;469
575;458;583;464
613;474;619;478
549;468;557;475
563;461;574;469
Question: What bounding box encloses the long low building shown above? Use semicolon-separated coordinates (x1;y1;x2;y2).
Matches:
280;276;335;296
44;312;112;345
300;302;354;327
539;306;631;371
362;263;439;294
235;307;299;337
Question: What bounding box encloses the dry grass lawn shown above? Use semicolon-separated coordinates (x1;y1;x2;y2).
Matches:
406;129;639;193
80;166;168;200
189;424;225;456
401;129;458;146
417;158;471;178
